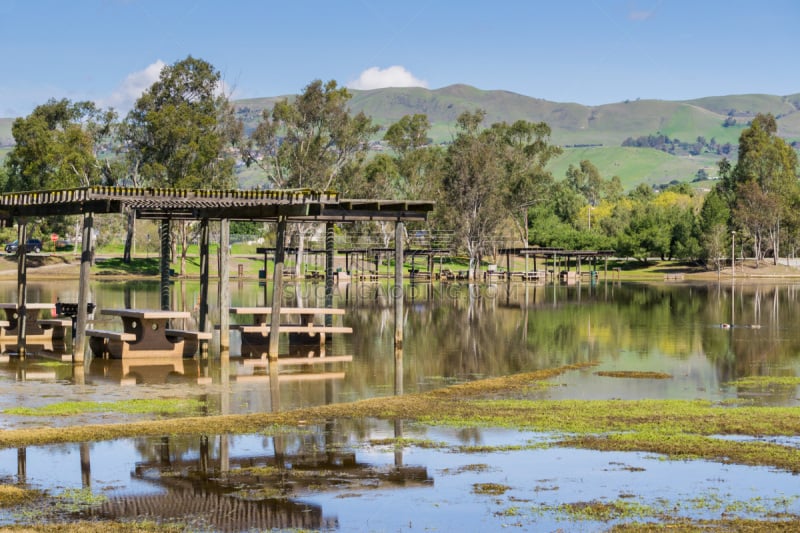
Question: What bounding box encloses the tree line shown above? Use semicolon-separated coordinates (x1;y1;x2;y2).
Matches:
1;56;798;275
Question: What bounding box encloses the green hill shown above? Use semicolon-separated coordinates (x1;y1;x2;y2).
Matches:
3;86;799;190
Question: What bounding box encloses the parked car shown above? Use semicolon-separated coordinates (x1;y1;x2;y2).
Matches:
5;239;43;254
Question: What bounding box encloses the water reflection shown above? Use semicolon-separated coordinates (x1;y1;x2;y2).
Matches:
0;279;798;418
3;419;800;531
3;418;434;532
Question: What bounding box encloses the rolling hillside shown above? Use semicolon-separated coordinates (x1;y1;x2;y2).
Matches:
3;87;799;189
234;85;800;186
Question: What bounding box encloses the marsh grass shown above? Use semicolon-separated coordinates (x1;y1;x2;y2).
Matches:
3;398;205;417
1;363;799;496
0;485;39;507
727;376;800;389
594;371;672;379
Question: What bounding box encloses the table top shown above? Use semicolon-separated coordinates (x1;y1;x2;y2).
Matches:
101;308;191;319
0;303;56;310
230;306;345;316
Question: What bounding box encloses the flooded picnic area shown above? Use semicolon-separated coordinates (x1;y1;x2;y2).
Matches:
0;277;799;531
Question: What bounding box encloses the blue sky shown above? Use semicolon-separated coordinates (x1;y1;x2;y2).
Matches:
2;0;798;117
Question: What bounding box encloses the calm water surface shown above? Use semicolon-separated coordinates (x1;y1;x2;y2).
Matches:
0;278;798;530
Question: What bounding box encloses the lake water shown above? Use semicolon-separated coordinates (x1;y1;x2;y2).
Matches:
0;278;799;530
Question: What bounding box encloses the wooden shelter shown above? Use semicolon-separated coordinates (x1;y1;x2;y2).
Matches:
0;186;433;360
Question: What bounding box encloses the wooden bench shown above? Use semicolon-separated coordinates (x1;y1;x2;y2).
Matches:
166;329;212;355
86;329;137;357
37;318;73;340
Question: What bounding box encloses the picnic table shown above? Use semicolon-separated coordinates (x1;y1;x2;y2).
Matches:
230;306;352;356
0;303;72;340
86;308;211;359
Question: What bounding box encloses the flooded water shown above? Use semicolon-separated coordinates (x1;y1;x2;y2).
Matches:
0;278;799;530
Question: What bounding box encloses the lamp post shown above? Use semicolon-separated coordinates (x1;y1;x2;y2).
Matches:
731;231;736;278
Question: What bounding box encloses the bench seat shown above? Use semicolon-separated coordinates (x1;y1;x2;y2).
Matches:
86;329;137;358
85;329;136;342
234;324;353;335
37;318;73;328
165;329;212;340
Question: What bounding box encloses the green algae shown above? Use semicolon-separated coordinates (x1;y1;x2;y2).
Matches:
2;398;205;417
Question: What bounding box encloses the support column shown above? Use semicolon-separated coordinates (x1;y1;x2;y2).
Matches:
394;221;404;395
74;213;93;361
15;221;28;356
159;219;170;311
325;222;335;329
219;219;230;351
268;217;287;359
199;219;210;334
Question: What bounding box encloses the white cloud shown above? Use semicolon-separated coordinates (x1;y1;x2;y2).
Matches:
347;66;428;90
99;60;166;112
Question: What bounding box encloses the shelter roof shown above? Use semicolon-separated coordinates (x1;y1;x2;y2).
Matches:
0;187;434;223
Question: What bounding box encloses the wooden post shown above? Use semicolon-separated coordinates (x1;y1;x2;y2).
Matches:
74;213;93;361
219;218;230;351
394;221;404;395
159;219;170;311
15;221;27;356
199;219;210;335
268;217;287;359
325;222;334;329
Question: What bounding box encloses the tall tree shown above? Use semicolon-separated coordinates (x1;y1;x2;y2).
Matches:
244;79;377;192
4;98;117;240
5;98;115;192
244;79;378;275
439;110;560;277
729;113;798;265
383;113;443;202
122;56;241;267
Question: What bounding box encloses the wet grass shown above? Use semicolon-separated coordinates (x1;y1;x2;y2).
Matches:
2;398;206;417
0;522;186;532
594;371;672;379
727;376;800;389
1;362;800;530
0;485;40;507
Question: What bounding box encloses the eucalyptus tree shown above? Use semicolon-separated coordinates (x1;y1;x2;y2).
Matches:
728;113;798;265
4;98;117;238
243;79;378;275
383;113;444;202
5;98;116;191
121;56;241;267
438;110;560;278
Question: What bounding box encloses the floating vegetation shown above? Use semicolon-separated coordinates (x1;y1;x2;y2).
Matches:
439;463;492;475
0;484;39;507
2;398;206;417
594;371;672;379
531;494;800;529
727;376;800;389
535;499;655;522
472;483;511;496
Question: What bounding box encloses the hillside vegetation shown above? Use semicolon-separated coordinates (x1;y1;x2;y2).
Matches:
233;85;800;188
3;86;800;189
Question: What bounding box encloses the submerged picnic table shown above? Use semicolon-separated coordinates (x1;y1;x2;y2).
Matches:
0;303;72;340
230;307;353;357
86;309;211;359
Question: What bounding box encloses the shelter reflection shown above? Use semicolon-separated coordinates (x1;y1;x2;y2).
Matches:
7;421;433;532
